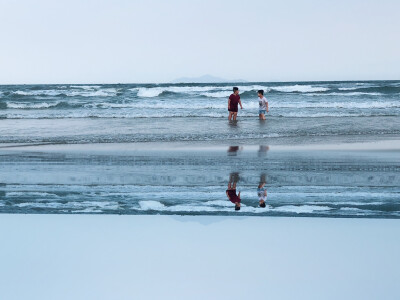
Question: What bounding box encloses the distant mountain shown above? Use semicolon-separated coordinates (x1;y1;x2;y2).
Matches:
171;74;247;83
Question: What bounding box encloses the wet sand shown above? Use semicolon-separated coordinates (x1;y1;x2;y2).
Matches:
1;139;400;153
1;139;399;217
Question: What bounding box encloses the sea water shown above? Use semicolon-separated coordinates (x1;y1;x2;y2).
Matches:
0;81;399;217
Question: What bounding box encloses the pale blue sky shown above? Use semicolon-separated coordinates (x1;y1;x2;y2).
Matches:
0;0;399;84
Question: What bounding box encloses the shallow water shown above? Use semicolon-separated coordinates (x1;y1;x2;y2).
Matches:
1;81;399;217
0;81;400;145
1;147;399;218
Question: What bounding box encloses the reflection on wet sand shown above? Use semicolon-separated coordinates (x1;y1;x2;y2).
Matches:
226;172;241;210
258;145;270;157
227;146;243;156
0;147;399;217
227;145;269;157
227;146;269;209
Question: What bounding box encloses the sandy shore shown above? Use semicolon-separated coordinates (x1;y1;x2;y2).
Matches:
1;214;399;300
1;139;400;155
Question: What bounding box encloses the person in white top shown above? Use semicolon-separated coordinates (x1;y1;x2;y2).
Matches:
257;90;269;120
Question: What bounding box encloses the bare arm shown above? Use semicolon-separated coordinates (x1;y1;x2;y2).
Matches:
228;97;231;110
239;99;243;109
266;101;269;113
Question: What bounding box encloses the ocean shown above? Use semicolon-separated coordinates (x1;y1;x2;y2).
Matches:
0;81;400;144
0;81;399;217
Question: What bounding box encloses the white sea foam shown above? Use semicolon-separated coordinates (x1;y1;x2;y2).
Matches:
68;89;117;97
13;90;64;96
6;191;59;197
138;202;335;214
306;92;382;97
274;205;331;214
339;87;358;91
138;200;166;210
15;201;119;210
16;202;63;208
201;91;231;98
7;102;61;109
88;99;399;111
132;86;223;94
137;201;335;214
133;85;268;98
278;112;384;118
271;85;329;93
138;200;267;213
340;207;365;211
137;87;165;97
272;101;399;109
6;99;398;111
70;85;101;90
306;201;385;206
337;85;379;91
331;92;382;96
72;208;103;213
134;86;227;97
12;89;117;97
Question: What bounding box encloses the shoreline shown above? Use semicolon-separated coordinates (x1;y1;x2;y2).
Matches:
1;139;400;153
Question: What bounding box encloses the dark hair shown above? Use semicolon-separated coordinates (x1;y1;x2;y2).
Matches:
260;202;266;208
235;205;241;211
258;90;264;95
233;87;239;92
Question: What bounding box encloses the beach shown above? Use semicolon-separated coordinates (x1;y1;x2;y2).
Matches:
1;136;399;217
1;81;400;299
2;0;400;297
1;214;399;300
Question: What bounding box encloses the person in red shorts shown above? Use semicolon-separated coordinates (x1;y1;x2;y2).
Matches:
228;87;243;121
226;172;241;211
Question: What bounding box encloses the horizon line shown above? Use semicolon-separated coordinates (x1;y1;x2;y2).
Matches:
0;78;399;86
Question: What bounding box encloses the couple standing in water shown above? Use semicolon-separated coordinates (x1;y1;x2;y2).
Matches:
228;87;269;121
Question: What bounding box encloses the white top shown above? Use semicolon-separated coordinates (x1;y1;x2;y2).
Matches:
258;96;268;110
257;188;267;201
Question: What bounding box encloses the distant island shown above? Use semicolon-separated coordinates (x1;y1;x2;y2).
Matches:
171;74;247;83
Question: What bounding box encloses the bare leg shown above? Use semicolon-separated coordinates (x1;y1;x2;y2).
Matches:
233;112;237;120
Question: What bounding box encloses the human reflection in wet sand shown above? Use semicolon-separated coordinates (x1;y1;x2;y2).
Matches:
257;173;267;208
226;172;241;211
258;145;270;157
227;146;243;156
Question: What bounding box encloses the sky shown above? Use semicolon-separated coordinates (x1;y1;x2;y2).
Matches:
0;0;399;84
